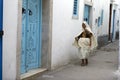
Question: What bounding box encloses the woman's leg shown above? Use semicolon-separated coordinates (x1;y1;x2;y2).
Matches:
85;58;88;65
81;59;88;66
81;59;85;66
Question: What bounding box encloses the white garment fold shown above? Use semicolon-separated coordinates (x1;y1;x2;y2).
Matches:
78;38;91;59
73;21;98;59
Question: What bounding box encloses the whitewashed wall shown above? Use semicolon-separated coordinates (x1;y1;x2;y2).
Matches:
52;0;84;69
116;0;120;70
3;0;18;80
119;3;120;71
114;0;120;39
51;0;111;69
92;0;110;37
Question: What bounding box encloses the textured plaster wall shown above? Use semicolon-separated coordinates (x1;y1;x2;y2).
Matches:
51;0;111;69
52;0;84;69
3;0;18;79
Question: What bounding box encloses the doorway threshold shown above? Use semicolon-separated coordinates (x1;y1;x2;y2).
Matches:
21;68;47;80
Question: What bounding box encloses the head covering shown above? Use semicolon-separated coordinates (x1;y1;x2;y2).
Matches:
73;21;98;50
83;21;98;50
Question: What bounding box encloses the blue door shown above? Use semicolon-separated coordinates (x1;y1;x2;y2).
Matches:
112;10;116;39
21;0;42;74
84;5;90;24
0;0;3;79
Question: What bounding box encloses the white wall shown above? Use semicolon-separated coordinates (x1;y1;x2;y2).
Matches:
52;0;84;69
51;0;111;69
113;0;119;32
3;0;18;79
109;0;120;41
92;0;110;37
116;0;120;69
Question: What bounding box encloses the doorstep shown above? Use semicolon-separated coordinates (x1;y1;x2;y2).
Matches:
21;68;47;80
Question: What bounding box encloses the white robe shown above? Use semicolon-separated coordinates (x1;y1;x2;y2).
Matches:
73;21;98;59
78;38;91;59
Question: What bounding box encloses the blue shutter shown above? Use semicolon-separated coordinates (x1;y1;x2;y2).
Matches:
98;17;101;27
101;10;104;25
73;0;78;16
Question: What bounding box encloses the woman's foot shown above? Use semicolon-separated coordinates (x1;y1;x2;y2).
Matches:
81;59;85;66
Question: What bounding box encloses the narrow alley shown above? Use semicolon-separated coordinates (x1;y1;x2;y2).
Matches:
36;40;119;80
2;0;120;79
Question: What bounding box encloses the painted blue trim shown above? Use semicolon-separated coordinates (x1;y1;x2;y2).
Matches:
112;10;116;39
0;0;3;79
38;0;42;67
84;5;90;24
98;17;101;27
98;10;104;27
25;0;28;72
21;0;27;74
73;0;79;16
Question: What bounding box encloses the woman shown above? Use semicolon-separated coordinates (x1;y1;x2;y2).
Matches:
73;21;98;66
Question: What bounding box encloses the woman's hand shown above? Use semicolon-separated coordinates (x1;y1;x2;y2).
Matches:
89;44;91;47
75;37;78;41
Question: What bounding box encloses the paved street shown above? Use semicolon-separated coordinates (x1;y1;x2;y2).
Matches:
37;40;119;80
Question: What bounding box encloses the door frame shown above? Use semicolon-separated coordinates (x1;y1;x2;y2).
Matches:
108;4;112;41
112;10;116;40
16;0;53;79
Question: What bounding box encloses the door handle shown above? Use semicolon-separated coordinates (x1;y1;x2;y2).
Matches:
28;9;32;16
22;8;26;14
84;18;88;21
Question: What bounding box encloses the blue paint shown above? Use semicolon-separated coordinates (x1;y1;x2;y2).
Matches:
21;0;42;74
98;17;101;27
98;10;104;27
21;0;27;74
0;0;3;79
84;5;90;24
112;10;116;39
38;0;42;67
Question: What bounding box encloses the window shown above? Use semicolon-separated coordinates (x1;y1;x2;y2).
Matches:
72;0;79;19
98;10;104;27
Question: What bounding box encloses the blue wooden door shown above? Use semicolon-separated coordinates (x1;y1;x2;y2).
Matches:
21;0;42;74
0;0;3;79
84;5;90;24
